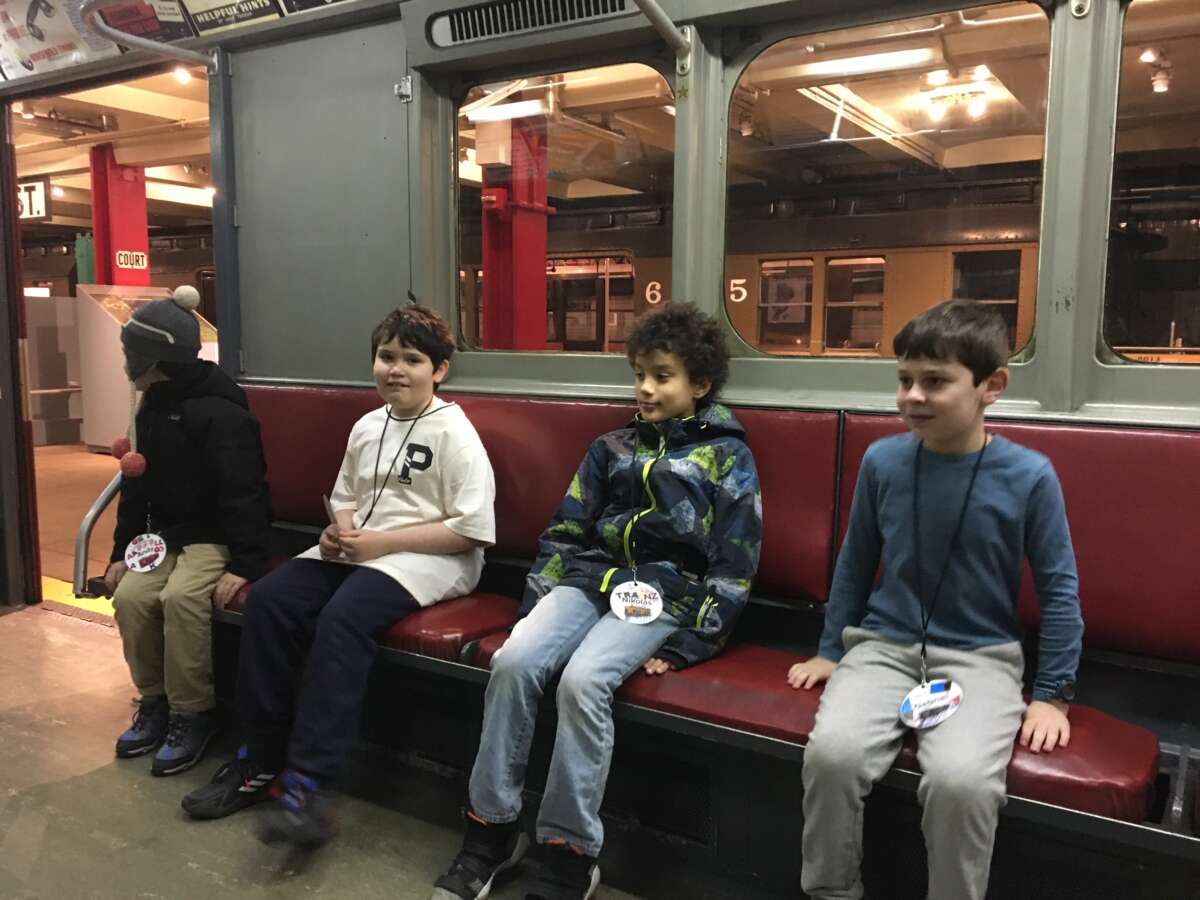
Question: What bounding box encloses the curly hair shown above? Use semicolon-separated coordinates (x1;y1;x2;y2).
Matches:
371;305;457;369
625;303;730;403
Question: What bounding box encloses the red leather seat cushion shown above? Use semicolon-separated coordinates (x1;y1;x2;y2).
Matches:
840;414;1200;661
735;409;839;603
380;593;517;660
470;636;1156;821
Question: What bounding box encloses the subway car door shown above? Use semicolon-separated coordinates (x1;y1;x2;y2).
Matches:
218;16;410;383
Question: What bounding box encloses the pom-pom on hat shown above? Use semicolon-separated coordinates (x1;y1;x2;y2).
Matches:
121;286;202;380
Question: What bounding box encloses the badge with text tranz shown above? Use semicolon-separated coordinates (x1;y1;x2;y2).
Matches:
609;580;663;624
899;678;963;730
125;533;168;573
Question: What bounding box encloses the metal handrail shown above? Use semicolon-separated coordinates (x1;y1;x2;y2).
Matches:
631;0;691;72
73;472;121;597
79;0;213;69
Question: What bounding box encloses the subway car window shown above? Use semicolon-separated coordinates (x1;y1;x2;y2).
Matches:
457;64;674;352
725;3;1048;357
1104;0;1200;365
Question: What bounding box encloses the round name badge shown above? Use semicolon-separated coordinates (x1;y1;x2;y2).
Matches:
899;678;964;730
609;580;664;624
125;533;167;573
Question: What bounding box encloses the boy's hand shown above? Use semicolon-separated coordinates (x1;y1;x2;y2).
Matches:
1020;700;1070;753
318;524;342;560
787;656;837;690
338;528;391;563
643;657;673;676
103;561;127;595
212;573;248;609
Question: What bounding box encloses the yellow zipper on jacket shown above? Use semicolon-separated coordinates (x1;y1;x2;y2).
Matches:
623;431;666;568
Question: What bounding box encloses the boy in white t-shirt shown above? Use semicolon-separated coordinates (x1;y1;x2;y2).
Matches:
182;306;495;847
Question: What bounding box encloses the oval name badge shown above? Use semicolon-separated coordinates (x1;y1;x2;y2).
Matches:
125;533;167;573
609;580;663;624
899;678;963;730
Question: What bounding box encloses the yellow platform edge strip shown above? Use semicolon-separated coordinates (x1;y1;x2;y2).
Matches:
41;575;114;618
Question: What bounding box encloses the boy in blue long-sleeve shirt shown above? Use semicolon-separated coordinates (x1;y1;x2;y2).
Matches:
789;300;1083;900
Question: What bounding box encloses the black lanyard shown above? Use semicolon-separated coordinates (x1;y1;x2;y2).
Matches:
362;400;432;527
911;435;989;683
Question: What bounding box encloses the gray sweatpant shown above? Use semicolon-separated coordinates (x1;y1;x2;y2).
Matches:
801;626;1026;900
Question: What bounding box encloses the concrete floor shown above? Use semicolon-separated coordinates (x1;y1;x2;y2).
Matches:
0;606;646;900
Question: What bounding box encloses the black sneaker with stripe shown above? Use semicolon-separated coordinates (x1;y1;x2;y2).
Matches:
181;752;278;820
430;811;529;900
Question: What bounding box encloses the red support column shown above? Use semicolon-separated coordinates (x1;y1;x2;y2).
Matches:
89;144;150;286
481;117;554;350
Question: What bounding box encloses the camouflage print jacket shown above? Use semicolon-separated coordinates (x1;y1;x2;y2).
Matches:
518;403;763;669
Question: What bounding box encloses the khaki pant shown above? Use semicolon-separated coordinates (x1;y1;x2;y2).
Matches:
112;543;230;713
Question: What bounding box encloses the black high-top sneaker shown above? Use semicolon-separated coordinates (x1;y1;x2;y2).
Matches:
115;696;169;758
430;810;530;900
523;840;600;900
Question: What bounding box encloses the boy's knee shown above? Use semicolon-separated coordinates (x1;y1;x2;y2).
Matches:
161;586;211;620
489;640;541;686
556;659;610;713
112;579;157;616
920;760;1002;812
803;728;868;784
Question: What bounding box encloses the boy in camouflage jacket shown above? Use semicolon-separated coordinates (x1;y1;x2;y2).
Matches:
432;304;762;900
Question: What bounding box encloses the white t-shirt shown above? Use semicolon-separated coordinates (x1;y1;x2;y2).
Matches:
296;397;495;606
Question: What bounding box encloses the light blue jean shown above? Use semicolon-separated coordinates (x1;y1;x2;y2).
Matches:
468;584;679;856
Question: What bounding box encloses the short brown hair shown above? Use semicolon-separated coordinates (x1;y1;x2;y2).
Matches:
893;300;1009;385
371;306;457;369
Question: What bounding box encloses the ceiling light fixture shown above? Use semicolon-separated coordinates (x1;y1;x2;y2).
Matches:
173;66;192;85
795;47;936;79
1152;68;1171;93
51;186;65;199
1139;47;1159;64
926;69;950;87
467;98;548;123
972;64;991;82
967;95;988;119
927;100;947;122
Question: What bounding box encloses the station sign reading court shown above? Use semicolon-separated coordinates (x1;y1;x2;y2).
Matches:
116;250;149;271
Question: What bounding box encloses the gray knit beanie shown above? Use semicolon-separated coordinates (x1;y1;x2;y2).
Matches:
121;286;202;380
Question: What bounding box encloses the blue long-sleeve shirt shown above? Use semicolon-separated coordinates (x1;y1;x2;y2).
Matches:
819;433;1082;701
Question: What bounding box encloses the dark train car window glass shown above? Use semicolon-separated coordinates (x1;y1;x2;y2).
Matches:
825;257;885;354
724;3;1047;357
1104;0;1200;365
758;259;813;350
954;249;1020;349
457;64;675;353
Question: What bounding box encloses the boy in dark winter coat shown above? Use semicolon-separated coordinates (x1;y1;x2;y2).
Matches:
105;287;271;777
432;303;762;900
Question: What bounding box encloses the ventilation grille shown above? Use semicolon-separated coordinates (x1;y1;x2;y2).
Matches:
430;0;633;47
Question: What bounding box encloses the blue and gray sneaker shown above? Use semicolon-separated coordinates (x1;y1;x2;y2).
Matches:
115;695;169;758
151;710;219;776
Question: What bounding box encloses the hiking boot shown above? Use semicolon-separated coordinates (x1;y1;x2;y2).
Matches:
258;770;336;849
523;841;600;900
115;696;168;758
431;810;529;900
181;749;279;819
151;710;219;776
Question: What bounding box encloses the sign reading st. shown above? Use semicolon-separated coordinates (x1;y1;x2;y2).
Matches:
16;178;51;221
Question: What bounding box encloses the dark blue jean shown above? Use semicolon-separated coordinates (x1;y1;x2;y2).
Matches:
236;558;418;779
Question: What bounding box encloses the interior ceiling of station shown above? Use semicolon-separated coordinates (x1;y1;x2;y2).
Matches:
458;0;1198;201
14;67;211;239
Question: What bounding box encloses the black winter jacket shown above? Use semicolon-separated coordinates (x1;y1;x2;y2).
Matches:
110;362;271;580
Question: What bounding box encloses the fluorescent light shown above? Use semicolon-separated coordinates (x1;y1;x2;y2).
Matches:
24;286;51;297
967;96;988;119
467;99;547;123
1139;48;1158;64
173;66;192;85
928;101;947;122
1152;70;1171;93
972;65;991;82
795;48;936;79
926;69;950;87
